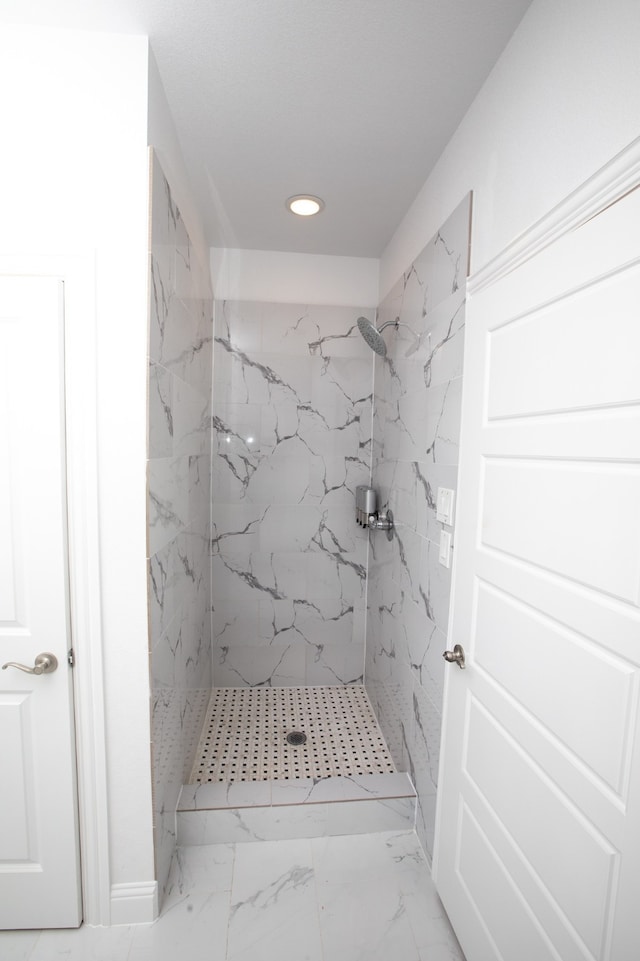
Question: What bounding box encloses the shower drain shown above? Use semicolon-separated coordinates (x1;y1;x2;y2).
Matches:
286;730;307;746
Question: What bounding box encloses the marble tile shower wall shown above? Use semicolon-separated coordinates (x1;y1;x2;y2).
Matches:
147;151;213;900
211;301;374;687
365;195;471;860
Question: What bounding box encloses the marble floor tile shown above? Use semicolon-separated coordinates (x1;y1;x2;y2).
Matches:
0;930;41;961
164;842;235;900
227;838;323;961
316;876;421;961
128;891;230;961
30;923;136;961
0;831;465;961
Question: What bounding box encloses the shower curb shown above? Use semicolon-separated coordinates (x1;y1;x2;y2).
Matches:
176;772;416;845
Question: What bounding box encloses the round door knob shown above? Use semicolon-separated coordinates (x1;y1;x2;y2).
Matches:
442;644;465;669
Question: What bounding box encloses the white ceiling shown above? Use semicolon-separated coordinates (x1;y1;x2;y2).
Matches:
2;0;532;257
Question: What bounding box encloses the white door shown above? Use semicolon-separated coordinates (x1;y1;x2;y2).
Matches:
0;277;82;928
434;184;640;961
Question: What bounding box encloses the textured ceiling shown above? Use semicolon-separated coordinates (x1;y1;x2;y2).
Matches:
2;0;532;256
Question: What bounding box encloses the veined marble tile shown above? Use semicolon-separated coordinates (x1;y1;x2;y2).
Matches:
178;804;329;845
211;504;264;553
315;875;421;961
216;300;263;353
164;843;235;901
227;839;322;961
148;362;174;458
215;344;314;407
30;924;136;961
177;795;414;846
179;780;271;811
172;376;209;458
213;642;306;688
148;455;189;556
269;772;414;806
149;247;175;366
304;641;364;686
365;196;470;857
148;151;214;910
212;298;373;687
128;890;230;961
419;535;453;636
0;931;41;961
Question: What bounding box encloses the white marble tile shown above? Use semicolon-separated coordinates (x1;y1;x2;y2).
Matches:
178;803;333;845
128;891;230;961
270;772;412;806
212;298;373;688
30;924;136;961
213;643;306;688
316;876;421;961
179;780;271;811
148;362;174;459
227;839;322;961
365;196;470;862
0;930;41;961
414;915;466;961
216;300;263;354
172;376;209;458
148;456;189;556
304;642;364;686
177;808;268;846
163;843;235;900
4;832;465;961
325;797;415;836
148;152;214;915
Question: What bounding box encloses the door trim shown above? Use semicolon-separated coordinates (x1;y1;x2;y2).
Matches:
0;254;111;925
469;133;640;294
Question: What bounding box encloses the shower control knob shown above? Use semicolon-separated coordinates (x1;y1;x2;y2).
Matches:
368;509;394;541
442;644;465;669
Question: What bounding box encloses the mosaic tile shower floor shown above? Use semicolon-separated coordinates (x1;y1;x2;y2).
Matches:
189;686;396;783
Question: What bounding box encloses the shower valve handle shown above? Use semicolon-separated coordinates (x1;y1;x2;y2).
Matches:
368;509;394;540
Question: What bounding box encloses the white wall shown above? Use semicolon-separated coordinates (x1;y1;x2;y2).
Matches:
0;25;155;910
211;247;379;306
380;0;640;298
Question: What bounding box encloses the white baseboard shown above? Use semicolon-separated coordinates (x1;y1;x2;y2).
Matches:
109;881;159;925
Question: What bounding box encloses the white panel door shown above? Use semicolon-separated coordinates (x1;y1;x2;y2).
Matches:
434;185;640;961
0;277;81;928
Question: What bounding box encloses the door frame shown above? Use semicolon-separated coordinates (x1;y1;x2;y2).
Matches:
0;254;111;926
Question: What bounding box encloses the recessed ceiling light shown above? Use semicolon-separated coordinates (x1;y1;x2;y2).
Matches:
286;195;325;217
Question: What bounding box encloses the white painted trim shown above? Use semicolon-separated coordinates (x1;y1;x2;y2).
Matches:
468;134;640;295
0;254;111;925
109;882;158;926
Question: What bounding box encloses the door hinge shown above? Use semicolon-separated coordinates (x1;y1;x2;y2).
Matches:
67;648;75;667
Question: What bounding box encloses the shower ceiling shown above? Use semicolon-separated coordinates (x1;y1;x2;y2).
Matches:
1;0;532;256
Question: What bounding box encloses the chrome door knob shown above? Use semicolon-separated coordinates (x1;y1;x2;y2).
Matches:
2;652;59;675
442;644;465;669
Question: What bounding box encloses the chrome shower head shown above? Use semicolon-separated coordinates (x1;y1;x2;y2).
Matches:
356;316;398;356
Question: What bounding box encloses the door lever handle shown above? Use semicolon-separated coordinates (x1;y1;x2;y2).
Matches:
2;652;59;675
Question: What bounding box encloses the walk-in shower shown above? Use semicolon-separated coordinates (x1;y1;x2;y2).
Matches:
356;315;398;356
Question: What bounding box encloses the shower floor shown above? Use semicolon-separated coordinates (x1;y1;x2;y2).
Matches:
188;685;396;783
